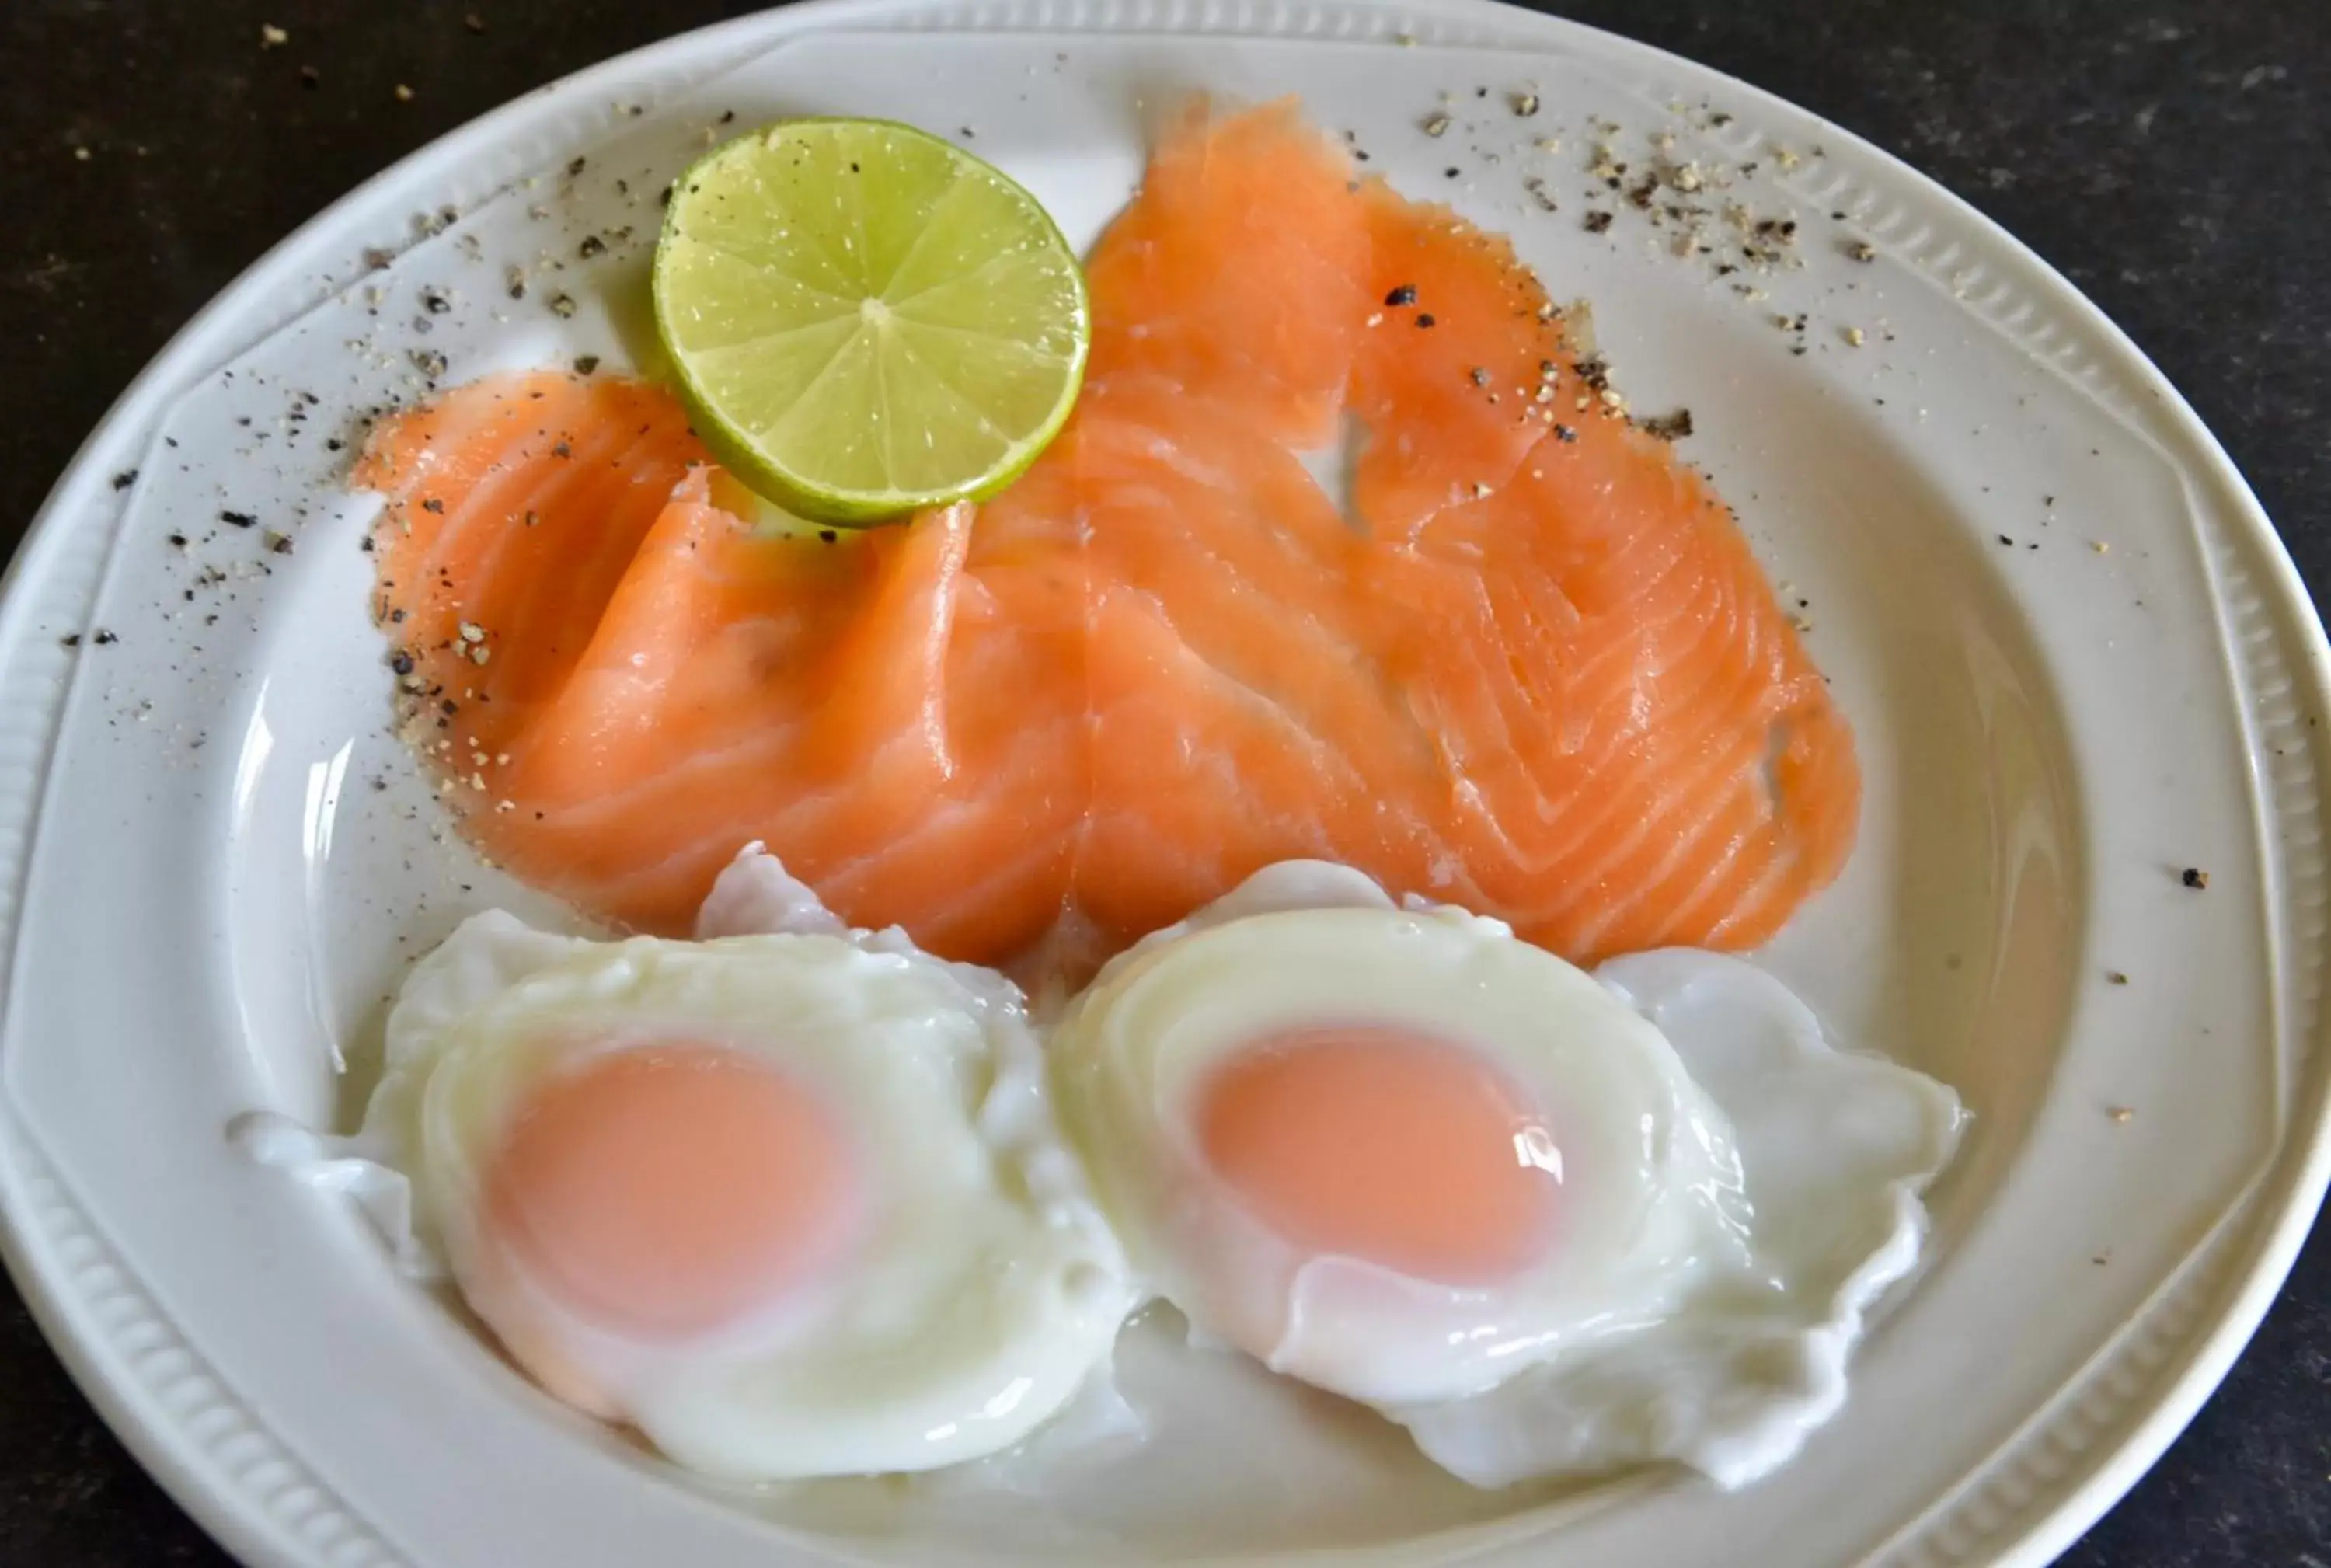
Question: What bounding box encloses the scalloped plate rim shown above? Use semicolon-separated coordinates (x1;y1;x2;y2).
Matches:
0;3;2322;1567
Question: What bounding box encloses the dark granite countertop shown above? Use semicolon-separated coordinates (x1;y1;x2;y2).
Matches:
1;0;2326;1562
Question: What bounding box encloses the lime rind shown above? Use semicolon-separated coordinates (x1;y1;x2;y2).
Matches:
653;118;1089;525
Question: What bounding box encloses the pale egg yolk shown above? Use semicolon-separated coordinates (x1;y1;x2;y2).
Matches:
483;1042;856;1338
1197;1027;1559;1284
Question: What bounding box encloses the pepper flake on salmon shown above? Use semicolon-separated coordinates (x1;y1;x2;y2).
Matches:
359;101;1859;972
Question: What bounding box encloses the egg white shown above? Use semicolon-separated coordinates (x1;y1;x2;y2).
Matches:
1397;947;1964;1489
1047;862;1755;1408
247;851;1959;1496
1046;861;1963;1487
339;851;1134;1481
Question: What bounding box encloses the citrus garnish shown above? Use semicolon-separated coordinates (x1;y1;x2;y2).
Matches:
653;118;1089;524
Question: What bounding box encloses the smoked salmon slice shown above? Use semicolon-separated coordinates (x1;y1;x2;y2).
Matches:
360;102;1858;970
1083;101;1371;448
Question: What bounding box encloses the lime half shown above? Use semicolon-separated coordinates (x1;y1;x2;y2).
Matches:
653;119;1089;524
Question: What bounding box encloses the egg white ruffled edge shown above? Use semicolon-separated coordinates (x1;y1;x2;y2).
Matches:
1075;859;1967;1493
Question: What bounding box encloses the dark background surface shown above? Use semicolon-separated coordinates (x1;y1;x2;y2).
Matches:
1;0;2326;1562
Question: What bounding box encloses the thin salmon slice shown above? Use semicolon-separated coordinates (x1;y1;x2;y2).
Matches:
1085;100;1371;448
359;102;1858;971
368;378;1087;954
1347;190;1857;958
1349;184;1566;534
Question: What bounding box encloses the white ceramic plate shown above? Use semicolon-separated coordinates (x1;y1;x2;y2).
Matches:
2;2;2326;1565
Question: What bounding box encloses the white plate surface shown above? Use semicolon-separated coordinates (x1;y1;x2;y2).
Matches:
2;2;2326;1566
